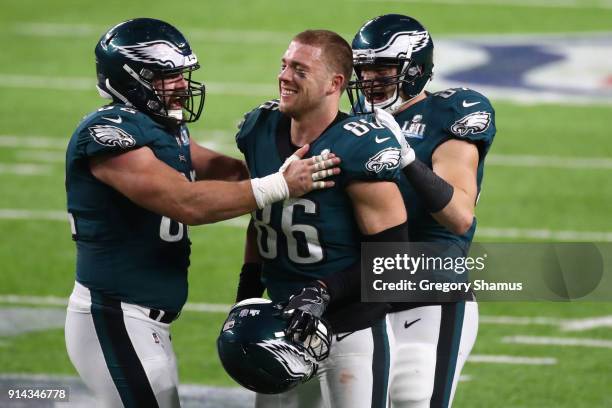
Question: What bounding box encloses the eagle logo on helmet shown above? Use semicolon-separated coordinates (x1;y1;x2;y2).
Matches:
405;30;430;53
116;40;197;68
365;147;401;173
450;111;491;137
257;339;317;380
89;125;136;148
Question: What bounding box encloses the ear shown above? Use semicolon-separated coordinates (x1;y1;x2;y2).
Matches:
326;73;345;95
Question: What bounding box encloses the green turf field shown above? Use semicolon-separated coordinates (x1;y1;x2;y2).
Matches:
1;0;611;407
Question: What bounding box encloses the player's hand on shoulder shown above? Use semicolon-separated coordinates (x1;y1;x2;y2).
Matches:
281;145;341;196
283;281;330;342
374;107;415;168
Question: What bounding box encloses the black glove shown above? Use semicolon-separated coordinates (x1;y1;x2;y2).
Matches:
235;263;265;302
283;281;330;342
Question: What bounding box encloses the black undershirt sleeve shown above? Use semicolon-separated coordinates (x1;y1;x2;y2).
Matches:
402;159;454;213
320;221;409;302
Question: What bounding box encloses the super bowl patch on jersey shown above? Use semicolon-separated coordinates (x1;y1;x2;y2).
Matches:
450;111;491;137
365;147;401;173
88;125;136;148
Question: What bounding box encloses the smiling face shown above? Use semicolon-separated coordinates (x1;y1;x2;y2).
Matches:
277;41;334;119
358;65;400;105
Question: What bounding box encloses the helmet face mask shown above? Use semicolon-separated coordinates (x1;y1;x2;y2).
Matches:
150;66;205;123
217;298;332;394
95;18;206;125
347;14;434;115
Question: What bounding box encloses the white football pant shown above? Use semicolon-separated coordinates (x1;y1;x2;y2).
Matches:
388;301;478;408
65;281;180;408
255;317;394;408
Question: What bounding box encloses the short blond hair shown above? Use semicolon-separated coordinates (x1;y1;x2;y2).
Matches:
292;30;353;91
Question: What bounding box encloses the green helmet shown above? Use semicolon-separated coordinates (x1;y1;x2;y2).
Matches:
348;14;434;114
217;298;331;394
95;18;205;124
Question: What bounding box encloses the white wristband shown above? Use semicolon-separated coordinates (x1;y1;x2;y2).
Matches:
250;172;289;209
400;146;416;169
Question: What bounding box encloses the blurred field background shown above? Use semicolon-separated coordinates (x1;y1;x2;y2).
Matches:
0;0;611;406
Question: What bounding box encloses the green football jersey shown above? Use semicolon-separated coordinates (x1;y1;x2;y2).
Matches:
395;88;496;252
236;100;402;303
65;104;193;313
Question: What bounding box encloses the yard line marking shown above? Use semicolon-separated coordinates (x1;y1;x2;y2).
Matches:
0;74;275;96
502;335;612;348
13;23;294;45
487;154;612;170
0;135;68;149
559;316;612;332
0;294;68;306
1;294;612;332
0;209;68;221
479;226;612;241
16;150;65;163
0;294;234;312
476;227;612;241
479;315;563;326
4;134;612;171
479;315;612;331
468;354;557;365
1;209;611;242
350;0;612;9
0;163;51;175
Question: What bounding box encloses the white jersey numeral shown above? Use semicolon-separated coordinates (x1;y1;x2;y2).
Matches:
253;198;323;264
159;216;184;242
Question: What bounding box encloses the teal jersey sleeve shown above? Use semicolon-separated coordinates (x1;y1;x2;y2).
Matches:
433;88;496;154
74;105;155;159
336;117;403;184
236;99;280;155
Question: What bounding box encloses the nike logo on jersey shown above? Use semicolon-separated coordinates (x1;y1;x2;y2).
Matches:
404;318;421;329
375;136;391;143
335;331;356;342
462;100;480;108
102;116;123;124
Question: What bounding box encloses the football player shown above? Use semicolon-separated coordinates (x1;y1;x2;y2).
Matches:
64;18;340;408
348;14;497;408
234;30;410;408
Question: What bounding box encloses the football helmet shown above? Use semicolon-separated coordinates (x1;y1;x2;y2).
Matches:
348;14;434;114
95;18;205;124
217;298;332;394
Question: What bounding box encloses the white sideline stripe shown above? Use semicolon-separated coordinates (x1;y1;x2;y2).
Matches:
0;163;51;175
0;74;275;96
487;154;612;170
476;227;612;242
351;0;612;9
1;209;611;242
502;335;612;348
468;354;557;365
